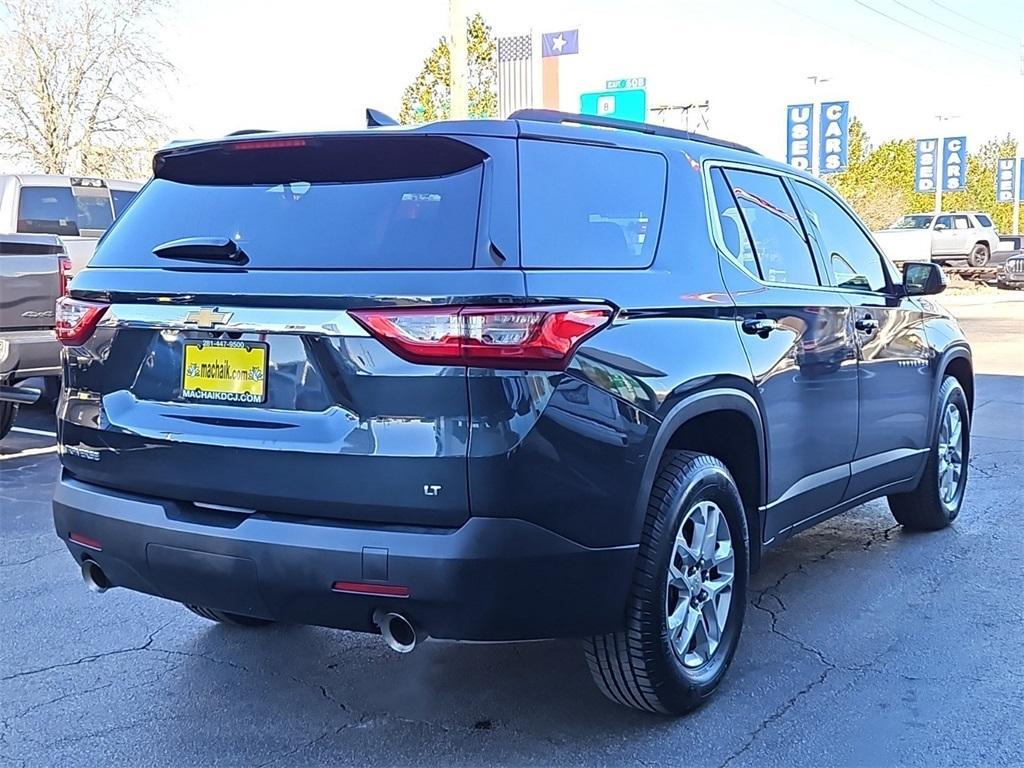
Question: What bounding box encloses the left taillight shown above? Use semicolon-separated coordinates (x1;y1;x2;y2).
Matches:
350;304;614;370
57;254;73;295
55;296;107;346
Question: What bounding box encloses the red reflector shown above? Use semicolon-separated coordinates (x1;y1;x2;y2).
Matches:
229;138;307;151
69;532;102;551
350;304;613;370
55;297;107;346
331;581;410;598
58;254;73;296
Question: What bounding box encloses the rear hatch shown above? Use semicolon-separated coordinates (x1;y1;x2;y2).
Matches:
59;132;523;528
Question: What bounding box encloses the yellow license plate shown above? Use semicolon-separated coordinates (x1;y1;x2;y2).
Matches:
181;340;267;404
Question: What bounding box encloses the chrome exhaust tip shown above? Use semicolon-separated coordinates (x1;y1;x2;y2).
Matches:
81;559;110;593
373;610;418;653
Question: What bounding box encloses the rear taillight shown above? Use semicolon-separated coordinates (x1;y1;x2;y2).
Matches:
57;255;73;295
351;305;613;370
55;296;107;346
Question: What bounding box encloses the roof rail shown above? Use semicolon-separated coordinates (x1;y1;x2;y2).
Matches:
508;109;760;155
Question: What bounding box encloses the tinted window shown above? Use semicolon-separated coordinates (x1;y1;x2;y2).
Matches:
110;189;138;217
935;215;952;229
723;169;818;286
974;214;993;228
93;169;483;270
520;141;666;268
17;186;114;236
952;215;971;230
710;168;758;276
794;181;887;292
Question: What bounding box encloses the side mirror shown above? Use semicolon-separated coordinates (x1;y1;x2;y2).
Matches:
934;223;948;231
902;261;946;296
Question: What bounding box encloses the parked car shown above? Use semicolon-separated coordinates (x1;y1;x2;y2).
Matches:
0;232;69;438
0;174;143;275
874;211;1001;266
51;110;973;715
997;242;1024;289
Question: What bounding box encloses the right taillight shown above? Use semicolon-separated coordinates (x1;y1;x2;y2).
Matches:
351;304;614;370
55;296;107;346
57;254;73;295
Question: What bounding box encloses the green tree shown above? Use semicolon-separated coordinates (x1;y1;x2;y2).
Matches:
827;119;1018;232
399;13;497;124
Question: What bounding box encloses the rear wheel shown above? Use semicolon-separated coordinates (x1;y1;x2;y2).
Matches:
967;243;990;267
584;451;748;715
184;604;275;627
888;376;969;530
0;401;17;441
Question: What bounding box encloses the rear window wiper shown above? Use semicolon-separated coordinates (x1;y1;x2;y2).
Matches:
153;237;249;264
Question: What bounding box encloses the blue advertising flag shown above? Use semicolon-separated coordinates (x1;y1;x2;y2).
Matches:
914;138;939;193
996;158;1017;203
541;29;579;57
785;104;814;171
818;101;849;174
941;136;967;192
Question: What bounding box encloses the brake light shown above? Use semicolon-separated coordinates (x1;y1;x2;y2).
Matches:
351;305;613;370
58;254;73;295
55;297;107;346
229;138;307;151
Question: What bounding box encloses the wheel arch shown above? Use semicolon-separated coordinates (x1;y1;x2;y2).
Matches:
933;345;974;439
636;388;766;571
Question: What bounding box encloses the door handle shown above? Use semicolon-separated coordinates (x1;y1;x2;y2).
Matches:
742;316;778;337
855;316;879;333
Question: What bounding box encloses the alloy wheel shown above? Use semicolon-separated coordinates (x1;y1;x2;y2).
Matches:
937;402;964;505
665;500;736;668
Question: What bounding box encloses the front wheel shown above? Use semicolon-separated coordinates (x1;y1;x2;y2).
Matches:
888;376;969;530
0;401;17;441
584;451;749;715
967;243;990;267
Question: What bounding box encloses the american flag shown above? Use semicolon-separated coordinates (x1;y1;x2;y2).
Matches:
497;34;533;118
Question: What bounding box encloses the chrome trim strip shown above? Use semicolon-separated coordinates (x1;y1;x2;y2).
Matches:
97;304;370;337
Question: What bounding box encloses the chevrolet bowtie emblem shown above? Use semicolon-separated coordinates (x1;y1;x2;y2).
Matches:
184;308;233;328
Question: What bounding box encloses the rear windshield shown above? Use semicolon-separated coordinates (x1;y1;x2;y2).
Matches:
17;186;114;236
92;137;486;270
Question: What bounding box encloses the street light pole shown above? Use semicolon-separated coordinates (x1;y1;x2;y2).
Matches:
449;0;469;120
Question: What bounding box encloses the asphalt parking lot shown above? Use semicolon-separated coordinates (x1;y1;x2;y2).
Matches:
2;294;1022;767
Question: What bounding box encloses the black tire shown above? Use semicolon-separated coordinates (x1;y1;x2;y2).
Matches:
184;604;275;627
888;376;969;531
967;243;990;267
0;401;17;441
584;451;749;715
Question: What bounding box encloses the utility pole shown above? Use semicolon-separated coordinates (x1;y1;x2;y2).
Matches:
806;75;830;176
449;0;469;120
934;114;960;214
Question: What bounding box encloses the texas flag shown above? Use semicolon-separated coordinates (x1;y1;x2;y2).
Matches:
542;29;579;57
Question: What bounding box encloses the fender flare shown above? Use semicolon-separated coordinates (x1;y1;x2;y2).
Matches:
633;387;767;564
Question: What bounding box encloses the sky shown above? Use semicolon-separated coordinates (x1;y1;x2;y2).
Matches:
20;0;1024;165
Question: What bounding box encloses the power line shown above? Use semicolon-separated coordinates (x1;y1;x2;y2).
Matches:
890;0;1017;53
928;0;1018;43
851;0;1010;68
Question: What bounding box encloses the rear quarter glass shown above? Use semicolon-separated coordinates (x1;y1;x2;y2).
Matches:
89;135;491;270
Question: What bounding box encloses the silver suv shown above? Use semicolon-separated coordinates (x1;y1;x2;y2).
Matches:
874;211;1000;267
0;175;142;275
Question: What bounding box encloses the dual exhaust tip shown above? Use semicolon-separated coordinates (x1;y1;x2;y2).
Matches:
81;562;422;653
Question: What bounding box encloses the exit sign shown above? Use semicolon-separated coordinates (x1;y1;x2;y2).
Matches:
605;77;646;90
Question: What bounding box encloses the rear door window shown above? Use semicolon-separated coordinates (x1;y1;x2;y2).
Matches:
722;168;819;286
519;141;666;268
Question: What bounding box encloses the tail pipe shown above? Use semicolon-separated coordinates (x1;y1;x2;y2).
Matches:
373;609;421;653
80;559;111;593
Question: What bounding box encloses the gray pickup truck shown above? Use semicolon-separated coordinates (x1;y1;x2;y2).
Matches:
0;233;66;438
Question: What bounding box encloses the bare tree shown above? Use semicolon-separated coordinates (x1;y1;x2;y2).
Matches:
0;0;172;177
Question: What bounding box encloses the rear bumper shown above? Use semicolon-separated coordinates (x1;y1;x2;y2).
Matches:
52;474;637;641
0;328;60;380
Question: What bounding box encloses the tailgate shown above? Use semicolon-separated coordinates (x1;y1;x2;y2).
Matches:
0;235;61;331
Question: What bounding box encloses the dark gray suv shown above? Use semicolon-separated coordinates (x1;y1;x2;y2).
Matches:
52;110;972;715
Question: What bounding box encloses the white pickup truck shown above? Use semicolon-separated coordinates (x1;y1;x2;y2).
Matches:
873;211;1000;267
